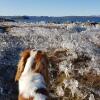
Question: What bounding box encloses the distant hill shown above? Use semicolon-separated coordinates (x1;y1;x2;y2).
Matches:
0;16;100;23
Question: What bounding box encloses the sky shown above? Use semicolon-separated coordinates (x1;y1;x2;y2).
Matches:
0;0;100;16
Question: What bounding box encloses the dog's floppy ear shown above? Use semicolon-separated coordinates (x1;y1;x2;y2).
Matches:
15;49;30;81
33;51;49;85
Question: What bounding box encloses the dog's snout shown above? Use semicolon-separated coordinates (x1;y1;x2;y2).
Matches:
32;49;36;51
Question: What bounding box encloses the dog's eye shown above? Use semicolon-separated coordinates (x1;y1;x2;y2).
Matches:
37;50;42;53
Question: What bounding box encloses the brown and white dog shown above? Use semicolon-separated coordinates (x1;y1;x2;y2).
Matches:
15;49;50;100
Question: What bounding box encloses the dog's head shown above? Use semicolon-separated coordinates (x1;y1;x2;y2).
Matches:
15;49;49;84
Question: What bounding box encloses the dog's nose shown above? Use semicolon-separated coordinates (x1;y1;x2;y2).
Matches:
32;49;36;51
32;49;42;53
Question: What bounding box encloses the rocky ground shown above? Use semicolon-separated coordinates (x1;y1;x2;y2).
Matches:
0;22;100;100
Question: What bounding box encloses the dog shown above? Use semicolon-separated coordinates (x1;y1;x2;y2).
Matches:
15;49;50;100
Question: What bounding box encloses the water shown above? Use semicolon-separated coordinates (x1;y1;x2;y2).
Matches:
0;16;100;23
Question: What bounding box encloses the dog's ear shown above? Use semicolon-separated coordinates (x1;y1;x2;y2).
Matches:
15;49;30;81
33;51;49;85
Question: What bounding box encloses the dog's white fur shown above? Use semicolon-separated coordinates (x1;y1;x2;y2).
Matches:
19;50;47;100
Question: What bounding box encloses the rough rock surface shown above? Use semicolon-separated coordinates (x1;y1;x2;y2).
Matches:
0;22;100;100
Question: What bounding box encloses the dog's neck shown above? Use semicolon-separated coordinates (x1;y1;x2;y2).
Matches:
22;56;34;75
